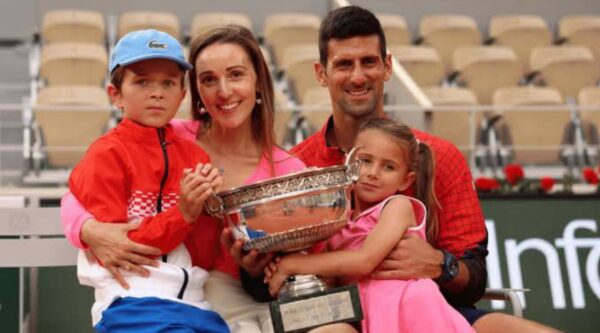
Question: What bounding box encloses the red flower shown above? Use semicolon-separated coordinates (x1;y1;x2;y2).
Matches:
503;164;525;185
475;177;501;191
539;177;555;193
583;167;599;184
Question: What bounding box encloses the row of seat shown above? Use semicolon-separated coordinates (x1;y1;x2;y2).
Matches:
273;84;600;165
34;10;256;169
37;10;315;81
33;86;111;168
42;9;250;43
41;10;600;70
28;83;600;174
36;13;106;169
407;14;600;74
399;44;599;103
39;10;600;101
279;42;600;107
31;9;600;170
40;10;316;81
36;11;112;169
426;85;600;164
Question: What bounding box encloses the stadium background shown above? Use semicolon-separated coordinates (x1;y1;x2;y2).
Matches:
0;0;598;332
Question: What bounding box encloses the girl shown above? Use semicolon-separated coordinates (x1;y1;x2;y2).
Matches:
265;118;475;333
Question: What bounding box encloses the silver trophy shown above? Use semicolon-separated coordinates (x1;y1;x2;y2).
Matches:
206;148;363;332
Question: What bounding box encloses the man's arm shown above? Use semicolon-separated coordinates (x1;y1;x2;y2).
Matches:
443;239;488;307
432;138;488;304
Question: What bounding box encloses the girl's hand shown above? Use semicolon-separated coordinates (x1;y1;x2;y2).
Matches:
263;256;282;281
265;252;309;296
267;260;290;297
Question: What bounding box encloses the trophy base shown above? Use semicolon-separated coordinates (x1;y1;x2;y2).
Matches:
270;284;363;333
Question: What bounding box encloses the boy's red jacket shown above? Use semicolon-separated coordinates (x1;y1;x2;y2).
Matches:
69;118;211;256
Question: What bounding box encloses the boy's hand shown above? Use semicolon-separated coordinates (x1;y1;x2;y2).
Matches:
198;163;223;193
178;164;212;223
179;163;225;223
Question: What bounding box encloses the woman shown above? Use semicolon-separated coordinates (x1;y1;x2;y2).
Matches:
62;26;309;332
179;25;304;332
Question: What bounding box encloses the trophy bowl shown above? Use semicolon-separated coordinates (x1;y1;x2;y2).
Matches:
205;153;359;253
206;148;364;332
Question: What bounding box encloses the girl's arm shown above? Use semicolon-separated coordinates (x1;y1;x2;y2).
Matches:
267;197;416;295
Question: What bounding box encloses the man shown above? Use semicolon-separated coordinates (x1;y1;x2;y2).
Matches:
231;5;561;333
292;1;487;322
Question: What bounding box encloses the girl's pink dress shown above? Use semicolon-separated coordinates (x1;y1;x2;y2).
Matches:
327;195;475;333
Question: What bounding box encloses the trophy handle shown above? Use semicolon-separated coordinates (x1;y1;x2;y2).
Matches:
204;192;224;218
345;145;362;183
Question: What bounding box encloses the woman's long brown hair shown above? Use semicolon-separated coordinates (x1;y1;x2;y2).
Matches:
187;25;277;175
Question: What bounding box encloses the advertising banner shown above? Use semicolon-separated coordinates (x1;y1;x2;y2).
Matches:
479;197;599;332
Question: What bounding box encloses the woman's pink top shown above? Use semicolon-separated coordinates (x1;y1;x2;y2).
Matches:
61;119;306;258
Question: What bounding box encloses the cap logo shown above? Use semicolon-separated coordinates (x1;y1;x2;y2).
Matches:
148;40;167;49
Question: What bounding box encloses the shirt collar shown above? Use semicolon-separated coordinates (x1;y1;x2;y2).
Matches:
117;118;175;143
318;116;345;163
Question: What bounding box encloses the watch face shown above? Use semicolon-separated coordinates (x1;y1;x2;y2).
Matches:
448;259;459;276
442;251;459;282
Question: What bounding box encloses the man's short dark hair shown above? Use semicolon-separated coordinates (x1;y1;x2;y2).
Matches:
318;5;387;65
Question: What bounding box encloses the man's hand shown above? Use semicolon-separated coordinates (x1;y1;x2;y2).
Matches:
220;227;274;277
81;219;161;289
371;233;443;280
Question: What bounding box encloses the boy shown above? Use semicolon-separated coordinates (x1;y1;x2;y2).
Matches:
69;29;229;332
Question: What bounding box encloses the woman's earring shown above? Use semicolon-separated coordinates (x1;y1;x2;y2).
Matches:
256;97;262;105
197;101;207;114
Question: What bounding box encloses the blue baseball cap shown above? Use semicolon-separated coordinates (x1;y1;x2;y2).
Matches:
109;29;192;73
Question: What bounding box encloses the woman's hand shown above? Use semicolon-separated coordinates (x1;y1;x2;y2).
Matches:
220;227;274;277
81;219;161;289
